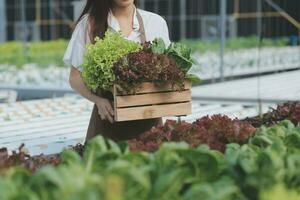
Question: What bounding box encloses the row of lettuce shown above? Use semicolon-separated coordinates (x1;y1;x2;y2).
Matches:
128;101;300;152
0;36;290;68
0;102;300;200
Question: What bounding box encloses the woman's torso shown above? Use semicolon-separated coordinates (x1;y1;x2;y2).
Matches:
63;8;170;141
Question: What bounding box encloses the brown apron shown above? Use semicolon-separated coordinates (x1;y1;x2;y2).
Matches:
85;11;163;142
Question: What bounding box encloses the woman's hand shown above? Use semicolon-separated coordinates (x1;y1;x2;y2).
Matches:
95;97;114;123
69;66;115;123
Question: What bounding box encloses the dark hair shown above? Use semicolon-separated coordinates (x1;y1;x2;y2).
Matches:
76;0;138;43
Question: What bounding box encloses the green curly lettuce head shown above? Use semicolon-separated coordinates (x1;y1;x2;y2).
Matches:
81;31;142;91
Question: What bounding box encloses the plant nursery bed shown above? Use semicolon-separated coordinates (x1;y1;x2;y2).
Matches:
113;81;192;121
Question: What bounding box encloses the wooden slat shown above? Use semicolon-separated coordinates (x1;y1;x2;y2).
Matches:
113;84;118;120
115;81;191;95
115;102;191;122
116;90;191;108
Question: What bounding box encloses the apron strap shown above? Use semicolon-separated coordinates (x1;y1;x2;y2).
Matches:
136;10;147;43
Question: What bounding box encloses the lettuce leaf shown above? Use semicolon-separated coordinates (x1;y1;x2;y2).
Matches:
81;31;142;91
151;38;166;54
166;42;194;73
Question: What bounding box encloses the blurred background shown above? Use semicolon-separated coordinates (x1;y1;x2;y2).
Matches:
0;0;300;155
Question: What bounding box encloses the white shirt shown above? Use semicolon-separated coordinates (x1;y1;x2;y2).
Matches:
63;8;171;71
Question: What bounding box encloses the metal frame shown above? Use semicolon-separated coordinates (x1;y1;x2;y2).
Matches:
0;0;6;43
2;0;300;41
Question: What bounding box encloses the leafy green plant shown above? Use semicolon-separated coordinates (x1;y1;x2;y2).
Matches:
2;103;300;200
151;38;166;54
28;40;67;67
146;38;201;84
182;176;247;200
1;120;300;200
167;42;194;73
81;31;142;91
111;37;201;92
0;36;291;68
0;40;67;68
113;50;186;93
182;36;290;53
0;42;26;68
260;184;300;200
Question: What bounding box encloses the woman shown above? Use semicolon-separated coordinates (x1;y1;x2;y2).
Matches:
63;0;171;142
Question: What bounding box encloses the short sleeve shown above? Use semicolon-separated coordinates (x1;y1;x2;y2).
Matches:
140;9;172;47
160;18;171;47
63;15;90;71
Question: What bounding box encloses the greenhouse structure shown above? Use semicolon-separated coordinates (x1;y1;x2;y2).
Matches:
0;0;300;199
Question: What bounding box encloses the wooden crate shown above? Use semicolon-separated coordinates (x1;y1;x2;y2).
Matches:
113;81;192;122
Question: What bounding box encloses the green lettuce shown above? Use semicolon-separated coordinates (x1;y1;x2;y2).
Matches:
81;31;142;91
150;38;201;84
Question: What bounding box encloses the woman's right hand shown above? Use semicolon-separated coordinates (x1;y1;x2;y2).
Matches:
68;66;114;123
95;97;114;123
